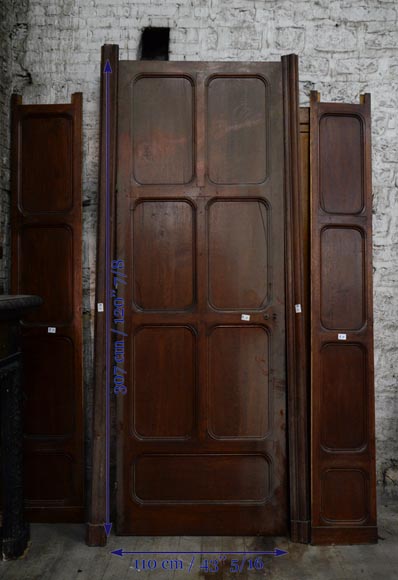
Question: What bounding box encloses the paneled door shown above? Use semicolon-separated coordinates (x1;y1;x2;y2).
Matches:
116;61;288;535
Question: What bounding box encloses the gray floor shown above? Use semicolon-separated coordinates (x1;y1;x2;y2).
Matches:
1;501;397;580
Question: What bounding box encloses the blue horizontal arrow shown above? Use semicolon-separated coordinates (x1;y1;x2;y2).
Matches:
111;548;288;558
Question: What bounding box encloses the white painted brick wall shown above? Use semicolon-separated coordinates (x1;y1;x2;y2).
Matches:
1;0;397;495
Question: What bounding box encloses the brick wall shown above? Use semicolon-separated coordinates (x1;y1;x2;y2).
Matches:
1;0;397;495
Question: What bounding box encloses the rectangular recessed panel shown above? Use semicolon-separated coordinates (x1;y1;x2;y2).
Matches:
19;225;73;324
133;455;270;503
321;470;368;523
133;200;195;310
23;336;75;437
133;326;195;439
208;326;270;438
20;115;73;213
208;200;269;310
321;344;367;451
132;76;194;184
24;453;75;501
207;77;267;184
320;115;363;214
321;227;364;330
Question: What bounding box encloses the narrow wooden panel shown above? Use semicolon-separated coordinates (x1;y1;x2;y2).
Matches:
207;199;269;310
133;455;270;503
19;226;73;324
20;115;72;213
321;344;366;451
132;200;195;310
321;227;364;330
132;76;193;184
24;453;75;501
23;336;75;437
321;470;368;523
320;115;363;214
208;326;269;439
207;77;267;184
11;93;84;522
311;92;377;544
132;326;195;439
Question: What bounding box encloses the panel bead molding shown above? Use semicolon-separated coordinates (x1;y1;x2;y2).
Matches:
310;91;377;545
11;93;84;523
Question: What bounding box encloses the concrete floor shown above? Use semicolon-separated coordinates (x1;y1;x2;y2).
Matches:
0;501;397;580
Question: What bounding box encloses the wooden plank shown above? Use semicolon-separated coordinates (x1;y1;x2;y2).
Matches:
310;91;377;544
86;44;119;547
282;56;310;544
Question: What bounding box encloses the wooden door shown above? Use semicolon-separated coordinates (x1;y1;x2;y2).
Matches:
11;94;84;522
116;61;289;535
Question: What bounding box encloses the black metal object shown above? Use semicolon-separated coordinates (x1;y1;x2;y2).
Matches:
0;295;42;560
139;27;170;60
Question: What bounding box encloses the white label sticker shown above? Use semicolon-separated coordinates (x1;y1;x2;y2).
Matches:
48;327;56;334
295;304;302;314
338;333;347;340
97;303;104;312
241;314;250;321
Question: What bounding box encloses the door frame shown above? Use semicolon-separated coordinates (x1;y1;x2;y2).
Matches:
86;45;310;546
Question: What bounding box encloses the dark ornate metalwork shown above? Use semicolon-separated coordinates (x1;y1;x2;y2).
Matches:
0;294;42;560
0;354;29;560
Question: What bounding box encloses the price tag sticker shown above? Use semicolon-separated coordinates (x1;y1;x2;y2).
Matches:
48;327;56;334
338;333;347;341
241;314;250;321
295;304;302;314
97;303;104;312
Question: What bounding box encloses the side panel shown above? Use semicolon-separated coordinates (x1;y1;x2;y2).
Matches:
11;94;84;522
310;92;377;544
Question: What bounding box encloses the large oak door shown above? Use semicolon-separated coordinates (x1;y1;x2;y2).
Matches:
116;61;288;535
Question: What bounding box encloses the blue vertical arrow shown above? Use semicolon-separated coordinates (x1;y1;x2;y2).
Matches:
104;58;112;538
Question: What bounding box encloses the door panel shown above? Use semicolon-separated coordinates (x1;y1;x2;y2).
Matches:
207;76;268;184
117;62;287;535
132;200;195;310
207;200;269;310
132;326;196;440
208;326;270;439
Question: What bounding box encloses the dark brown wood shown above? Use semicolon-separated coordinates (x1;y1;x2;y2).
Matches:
11;94;84;523
86;44;119;547
299;107;312;539
299;107;310;336
310;91;377;545
116;60;292;535
282;56;310;544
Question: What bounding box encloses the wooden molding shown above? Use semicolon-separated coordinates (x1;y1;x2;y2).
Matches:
86;44;119;547
282;54;311;544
